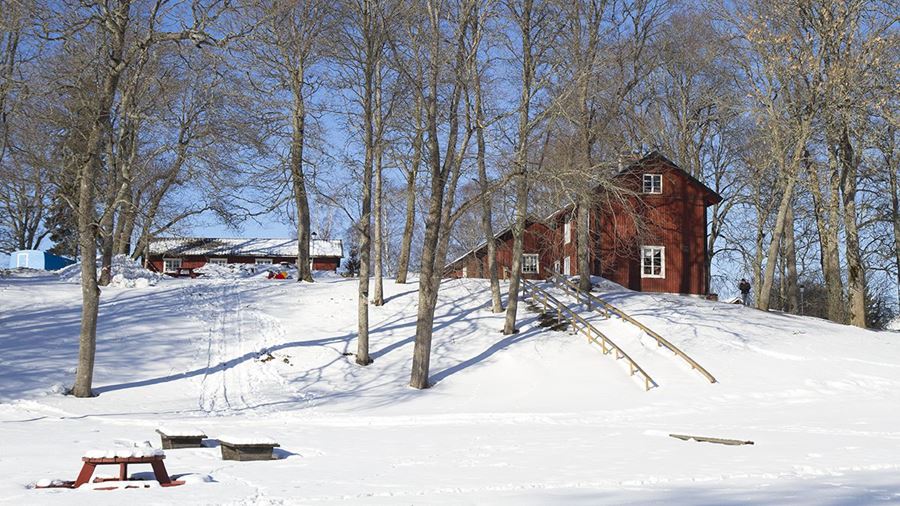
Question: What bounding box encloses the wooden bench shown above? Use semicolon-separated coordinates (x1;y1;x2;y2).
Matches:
219;438;280;461
73;452;184;488
156;428;207;449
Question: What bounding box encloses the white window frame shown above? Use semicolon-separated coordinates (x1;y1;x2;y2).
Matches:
553;260;561;273
255;258;273;265
642;174;663;194
208;258;227;266
564;220;572;244
163;258;182;273
16;252;28;268
462;266;468;278
563;256;571;276
640;246;665;279
522;254;539;274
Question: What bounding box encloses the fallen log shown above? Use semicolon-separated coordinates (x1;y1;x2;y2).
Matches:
669;433;754;446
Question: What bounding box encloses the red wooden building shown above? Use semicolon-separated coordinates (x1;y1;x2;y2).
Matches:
148;237;343;276
445;152;722;295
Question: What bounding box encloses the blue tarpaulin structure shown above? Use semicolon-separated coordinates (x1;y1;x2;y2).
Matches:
7;250;75;271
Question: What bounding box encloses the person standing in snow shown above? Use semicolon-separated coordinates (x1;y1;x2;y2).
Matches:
738;278;752;306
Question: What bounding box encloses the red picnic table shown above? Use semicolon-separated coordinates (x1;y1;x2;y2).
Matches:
75;453;183;488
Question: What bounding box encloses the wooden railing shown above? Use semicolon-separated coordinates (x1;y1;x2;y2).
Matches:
507;268;658;391
544;267;717;384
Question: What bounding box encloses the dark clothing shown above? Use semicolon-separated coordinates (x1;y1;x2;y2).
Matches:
739;281;751;294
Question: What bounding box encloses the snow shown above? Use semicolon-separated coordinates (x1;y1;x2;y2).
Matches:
1;272;899;504
83;448;164;459
56;254;163;288
194;261;294;279
157;426;206;437
149;237;343;258
218;435;278;446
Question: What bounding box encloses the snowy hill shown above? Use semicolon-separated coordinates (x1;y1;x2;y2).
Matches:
0;271;898;504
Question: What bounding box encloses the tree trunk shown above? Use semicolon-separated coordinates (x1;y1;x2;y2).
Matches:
396;66;423;285
839;128;866;327
395;160;417;284
409;87;447;389
72;3;130;398
758;174;799;311
782;203;799;313
291;65;314;283
502;0;534;336
806;153;845;323
355;0;376;366
409;1;469;389
372;61;384;305
576;198;591;291
888;144;900;310
474;58;502;312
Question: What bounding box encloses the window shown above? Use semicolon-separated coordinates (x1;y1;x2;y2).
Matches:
563;256;571;276
553;260;561;273
641;246;665;278
163;258;182;273
462;266;468;278
643;174;662;194
564;220;572;244
522;254;539;274
208;258;227;266
255;258;273;265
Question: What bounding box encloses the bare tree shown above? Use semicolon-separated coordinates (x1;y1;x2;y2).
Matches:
502;0;558;335
51;0;225;397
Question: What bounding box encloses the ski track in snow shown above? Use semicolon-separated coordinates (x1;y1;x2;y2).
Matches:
180;279;294;415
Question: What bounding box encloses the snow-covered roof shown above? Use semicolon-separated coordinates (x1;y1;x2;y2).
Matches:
149;238;343;258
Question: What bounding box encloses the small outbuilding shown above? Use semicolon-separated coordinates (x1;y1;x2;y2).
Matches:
147;237;344;276
7;250;76;271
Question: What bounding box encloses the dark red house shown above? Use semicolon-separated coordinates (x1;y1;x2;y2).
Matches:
148;237;343;275
445;152;722;295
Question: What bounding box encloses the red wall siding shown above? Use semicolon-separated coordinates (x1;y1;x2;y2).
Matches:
594;163;709;294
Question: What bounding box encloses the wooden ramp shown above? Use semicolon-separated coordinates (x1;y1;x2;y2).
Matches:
508;268;658;391
544;268;716;385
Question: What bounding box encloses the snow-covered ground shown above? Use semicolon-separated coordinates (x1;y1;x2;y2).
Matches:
0;269;899;505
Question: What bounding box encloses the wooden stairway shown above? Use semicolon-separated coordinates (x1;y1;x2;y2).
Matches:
544;268;717;384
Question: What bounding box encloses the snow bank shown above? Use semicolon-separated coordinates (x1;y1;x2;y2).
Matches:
0;267;55;278
195;262;297;279
57;255;163;288
886;317;900;332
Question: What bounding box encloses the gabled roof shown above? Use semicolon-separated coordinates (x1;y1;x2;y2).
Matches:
446;217;543;267
149;237;343;258
618;151;723;205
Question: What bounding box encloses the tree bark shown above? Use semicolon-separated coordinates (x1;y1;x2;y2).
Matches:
888;143;900;310
72;1;130;398
758;174;799;311
372;60;384;305
806;152;845;323
839;127;866;327
409;0;470;389
395;88;422;285
291;63;314;283
502;0;534;335
782;203;799;313
355;0;376;366
472;35;502;312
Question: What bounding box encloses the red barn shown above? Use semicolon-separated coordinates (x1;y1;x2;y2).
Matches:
445;152;722;295
148;237;343;276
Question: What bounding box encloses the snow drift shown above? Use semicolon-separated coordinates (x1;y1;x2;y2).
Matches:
56;254;163;288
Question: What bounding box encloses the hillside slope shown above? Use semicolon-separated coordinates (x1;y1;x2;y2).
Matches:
0;271;898;504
